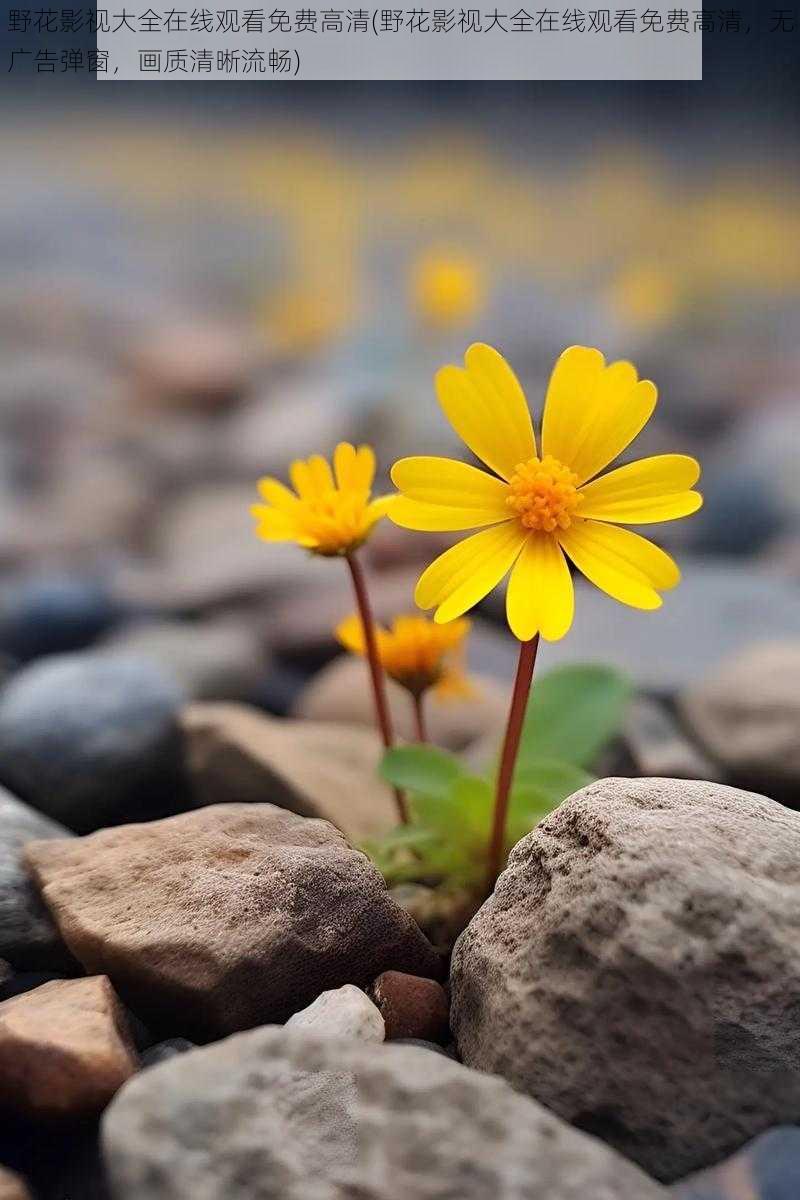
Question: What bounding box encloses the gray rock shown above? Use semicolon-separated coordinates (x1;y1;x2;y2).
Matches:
680;641;800;794
102;1029;666;1200
672;1125;800;1198
0;787;74;970
451;778;800;1183
0;575;121;664
140;1039;195;1069
0;654;187;832
285;984;384;1042
26;804;440;1039
621;696;722;781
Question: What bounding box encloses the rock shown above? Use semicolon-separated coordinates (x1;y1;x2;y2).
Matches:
295;656;508;752
0;971;66;1003
370;970;449;1043
0;976;138;1120
285;984;384;1042
450;778;800;1182
130;321;254;412
391;1037;452;1058
26;804;440;1039
0;1167;30;1200
690;471;786;557
621;697;722;781
99;619;267;703
672;1125;800;1198
483;563;800;694
181;704;397;840
140;1039;196;1069
0;787;75;970
680;641;800;794
0;654;188;832
0;958;9;985
0;575;121;664
102;1028;666;1200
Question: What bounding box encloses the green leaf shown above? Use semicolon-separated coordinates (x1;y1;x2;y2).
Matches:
517;664;633;769
513;757;592;806
379;745;464;800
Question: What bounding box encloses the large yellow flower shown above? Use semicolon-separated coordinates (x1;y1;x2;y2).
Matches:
251;442;392;556
390;344;702;642
336;613;473;699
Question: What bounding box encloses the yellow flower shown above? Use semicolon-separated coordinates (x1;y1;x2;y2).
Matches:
251;442;393;557
336;613;473;698
411;250;484;329
390;344;702;643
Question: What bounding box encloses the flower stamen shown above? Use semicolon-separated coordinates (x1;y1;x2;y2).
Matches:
506;455;582;533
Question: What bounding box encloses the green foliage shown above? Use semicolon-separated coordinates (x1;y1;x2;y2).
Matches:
366;662;631;893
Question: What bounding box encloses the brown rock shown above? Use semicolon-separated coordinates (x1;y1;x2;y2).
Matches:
451;778;800;1182
0;1166;31;1200
26;804;440;1040
130;321;254;412
181;704;397;840
0;976;138;1120
371;970;449;1043
295;656;508;751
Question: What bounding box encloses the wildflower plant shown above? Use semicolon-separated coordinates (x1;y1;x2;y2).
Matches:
390;343;702;890
251;442;408;822
336;613;472;742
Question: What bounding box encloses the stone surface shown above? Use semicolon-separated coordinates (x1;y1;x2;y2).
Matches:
130;320;253;412
0;654;187;833
621;696;722;781
0;1167;31;1200
0;976;138;1119
370;971;449;1043
295;655;508;751
451;777;800;1183
680;641;800;793
181;704;398;840
0;575;121;664
672;1125;800;1198
102;1028;667;1200
100;618;267;703
26;804;440;1039
0;787;75;970
285;984;385;1042
140;1039;196;1069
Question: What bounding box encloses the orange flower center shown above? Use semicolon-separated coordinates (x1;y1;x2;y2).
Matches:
506;455;582;533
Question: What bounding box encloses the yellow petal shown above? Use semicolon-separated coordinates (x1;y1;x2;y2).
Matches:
542;347;657;483
435;343;536;481
506;535;575;642
256;477;299;511
391;497;510;532
250;506;296;542
335;613;367;654
559;519;680;610
333;442;357;491
579;455;703;523
352;444;376;492
392;456;510;509
415;522;527;622
307;454;335;494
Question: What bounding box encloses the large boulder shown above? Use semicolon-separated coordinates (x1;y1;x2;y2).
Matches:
181;704;397;840
450;778;800;1182
0;654;187;832
680;641;800;795
0;1167;30;1200
26;804;440;1039
102;1029;666;1200
0;787;75;971
0;975;138;1120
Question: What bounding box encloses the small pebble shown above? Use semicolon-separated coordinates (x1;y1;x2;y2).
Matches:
371;970;449;1044
285;984;385;1043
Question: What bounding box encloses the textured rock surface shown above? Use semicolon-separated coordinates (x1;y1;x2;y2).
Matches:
285;985;384;1042
370;971;449;1043
672;1125;800;1198
295;655;508;751
680;641;800;791
0;654;187;832
451;778;800;1182
27;804;440;1039
0;787;75;970
102;1028;666;1200
181;704;397;839
0;1167;31;1200
0;975;138;1119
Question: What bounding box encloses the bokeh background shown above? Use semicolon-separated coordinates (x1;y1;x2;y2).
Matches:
1;15;799;752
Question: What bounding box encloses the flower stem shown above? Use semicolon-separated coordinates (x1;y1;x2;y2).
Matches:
345;551;409;824
485;634;540;895
412;692;428;744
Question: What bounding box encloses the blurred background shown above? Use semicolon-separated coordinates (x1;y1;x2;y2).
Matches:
0;11;798;780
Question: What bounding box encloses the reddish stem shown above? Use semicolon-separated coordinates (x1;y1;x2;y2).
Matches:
412;692;429;744
345;551;409;824
485;635;540;895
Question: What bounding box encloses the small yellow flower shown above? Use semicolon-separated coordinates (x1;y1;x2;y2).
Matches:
411;250;484;329
336;613;473;699
390;343;703;643
251;442;393;557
